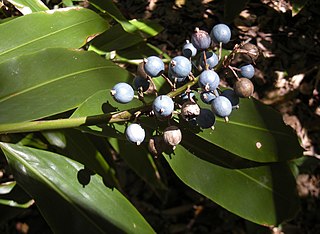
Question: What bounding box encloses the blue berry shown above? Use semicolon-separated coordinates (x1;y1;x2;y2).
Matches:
152;95;175;119
221;89;240;107
200;51;219;69
191;27;211;50
125;123;145;145
144;56;165;77
211;96;232;118
198;70;220;91
240;64;255;79
182;40;197;58
111;82;134;104
169;56;192;78
210;24;231;44
196;108;216;129
200;91;216;104
133;76;150;92
168;69;187;83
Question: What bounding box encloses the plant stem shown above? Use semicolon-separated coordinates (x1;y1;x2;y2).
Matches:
0;47;237;135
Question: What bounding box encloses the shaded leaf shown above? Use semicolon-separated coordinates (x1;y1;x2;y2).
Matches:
89;0;136;32
164;145;300;225
195;95;303;162
290;0;309;16
42;129;118;188
0;8;108;62
1;143;155;233
0;48;130;123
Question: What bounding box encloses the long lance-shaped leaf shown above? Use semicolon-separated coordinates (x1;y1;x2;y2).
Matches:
7;0;49;15
194;93;303;162
1;143;155;233
164;144;300;226
0;7;108;63
0;48;129;123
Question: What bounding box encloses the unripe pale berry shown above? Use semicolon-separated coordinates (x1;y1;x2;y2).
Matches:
125;123;145;145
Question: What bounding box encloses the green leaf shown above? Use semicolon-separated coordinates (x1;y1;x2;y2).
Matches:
89;0;136;33
0;181;16;194
194;95;303;162
92;23;144;52
1;143;155;233
0;48;130;123
108;138;165;190
42;129;118;188
7;0;49;14
290;0;308;16
71;91;165;189
164;145;300;226
92;20;163;52
129;19;163;37
0;8;109;62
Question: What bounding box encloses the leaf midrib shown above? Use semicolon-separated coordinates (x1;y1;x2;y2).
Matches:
0;65;113;103
181;140;293;204
0;14;97;58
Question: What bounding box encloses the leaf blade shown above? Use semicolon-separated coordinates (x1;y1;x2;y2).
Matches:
1;143;155;233
0;8;108;62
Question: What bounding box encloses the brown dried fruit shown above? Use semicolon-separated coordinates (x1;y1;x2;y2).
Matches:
233;78;254;98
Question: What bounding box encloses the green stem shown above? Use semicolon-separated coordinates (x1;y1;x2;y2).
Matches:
0;47;237;135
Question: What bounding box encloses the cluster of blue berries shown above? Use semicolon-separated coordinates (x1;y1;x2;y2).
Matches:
110;23;257;156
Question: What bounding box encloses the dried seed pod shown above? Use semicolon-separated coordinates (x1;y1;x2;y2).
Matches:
181;101;201;120
233;78;254;98
137;62;148;79
239;43;259;62
163;126;182;147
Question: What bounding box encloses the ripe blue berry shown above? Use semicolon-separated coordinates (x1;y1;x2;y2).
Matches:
240;64;255;79
200;51;219;69
221;89;240;107
210;24;231;44
125;123;145;145
196;108;216;129
133;76;150;92
198;70;220;91
182;40;197;58
211;96;232;118
168;69;187;83
111;82;134;104
169;56;192;78
144;56;165;77
152;95;175;119
200;91;216;104
191;27;211;50
180;91;195;101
